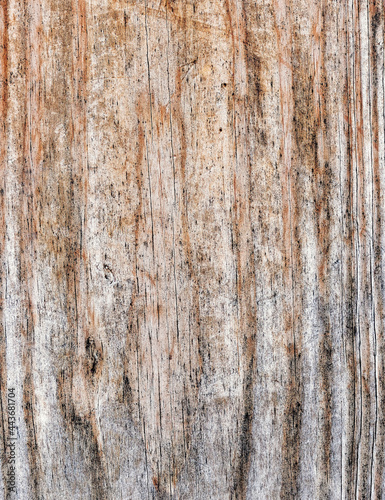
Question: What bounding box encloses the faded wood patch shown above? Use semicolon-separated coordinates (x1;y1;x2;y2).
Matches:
1;0;385;498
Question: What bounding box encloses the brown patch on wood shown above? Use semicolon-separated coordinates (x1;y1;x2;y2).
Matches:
126;75;202;494
21;0;44;495
273;1;304;496
368;1;385;497
224;1;257;497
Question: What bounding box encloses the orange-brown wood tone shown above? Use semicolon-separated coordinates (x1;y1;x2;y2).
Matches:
1;0;385;498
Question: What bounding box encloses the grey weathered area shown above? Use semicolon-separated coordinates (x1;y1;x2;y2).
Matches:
1;0;385;498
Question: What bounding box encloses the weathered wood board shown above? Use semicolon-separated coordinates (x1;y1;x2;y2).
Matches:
1;0;385;498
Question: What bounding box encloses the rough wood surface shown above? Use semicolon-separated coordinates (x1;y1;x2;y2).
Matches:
1;0;385;498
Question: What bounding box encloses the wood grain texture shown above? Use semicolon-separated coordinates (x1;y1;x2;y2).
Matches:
1;0;385;498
